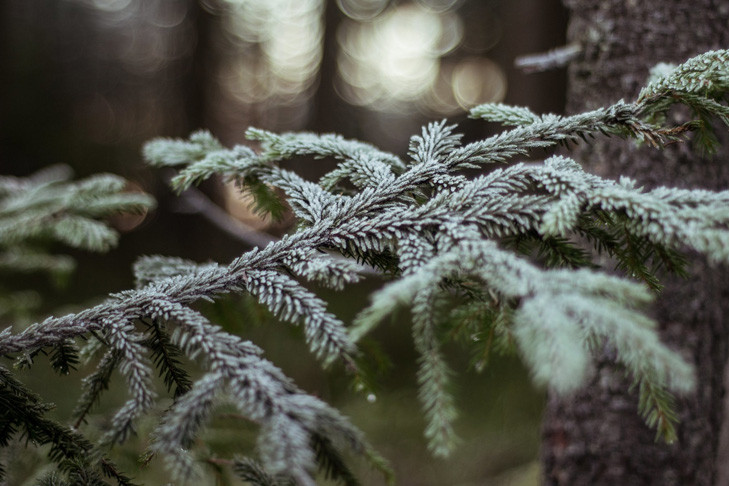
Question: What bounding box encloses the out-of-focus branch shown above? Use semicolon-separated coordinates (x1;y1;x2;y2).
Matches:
174;185;277;249
174;184;381;275
515;43;582;73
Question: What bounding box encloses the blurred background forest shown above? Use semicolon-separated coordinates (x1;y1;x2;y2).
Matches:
1;1;569;484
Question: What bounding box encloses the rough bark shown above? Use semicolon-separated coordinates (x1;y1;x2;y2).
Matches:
542;2;729;485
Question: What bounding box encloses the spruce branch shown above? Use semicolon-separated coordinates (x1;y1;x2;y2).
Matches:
72;350;120;428
0;165;154;319
0;166;154;253
0;49;727;482
100;317;156;447
231;456;295;486
0;366;135;485
142;318;192;399
411;289;458;457
134;51;725;451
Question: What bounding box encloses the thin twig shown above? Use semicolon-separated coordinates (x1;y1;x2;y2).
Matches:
174;185;277;249
175;183;382;276
515;43;582;73
206;456;234;467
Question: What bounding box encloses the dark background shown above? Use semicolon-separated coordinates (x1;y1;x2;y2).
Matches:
0;1;568;483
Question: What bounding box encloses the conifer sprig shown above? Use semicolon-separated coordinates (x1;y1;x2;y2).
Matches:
0;166;154;253
0;165;155;319
0;365;136;485
0;49;727;483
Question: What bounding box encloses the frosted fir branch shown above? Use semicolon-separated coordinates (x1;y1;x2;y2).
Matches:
258;414;316;486
0;248;75;276
494;155;729;264
246;128;406;171
72;349;120;428
2;130;725;455
153;371;226;480
411;288;458;457
633;50;729;155
100;318;157;446
142;130;224;167
160;146;336;226
245;269;355;360
318;154;398;192
468;103;541;126
282;249;363;290
232;456;294;486
588;182;729;263
145;296;381;485
513;294;590;393
0;164;73;195
408;120;464;165
638;49;729;101
471;52;729;159
352;238;693;394
466;100;677;162
0;229;358;364
0;166;154;253
1;49;727;480
131;55;728;448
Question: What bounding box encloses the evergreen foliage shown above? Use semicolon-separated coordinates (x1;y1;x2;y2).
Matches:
0;165;155;319
0;166;153;484
0;50;728;484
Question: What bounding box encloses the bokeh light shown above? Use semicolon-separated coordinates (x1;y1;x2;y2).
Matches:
220;0;323;106
336;4;464;112
334;2;506;115
416;0;463;13
72;0;507;133
89;0;132;14
451;57;506;109
336;0;389;21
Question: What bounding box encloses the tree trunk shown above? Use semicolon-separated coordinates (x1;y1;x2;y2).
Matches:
541;2;729;485
310;0;347;134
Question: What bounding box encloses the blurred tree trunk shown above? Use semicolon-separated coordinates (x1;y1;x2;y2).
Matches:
541;2;729;485
311;0;346;134
184;0;213;134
